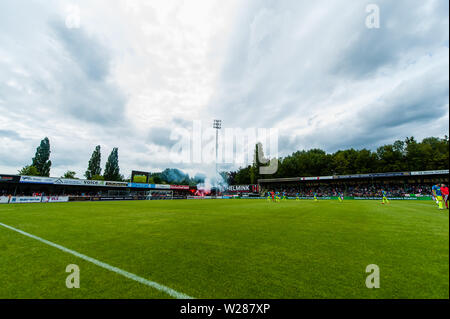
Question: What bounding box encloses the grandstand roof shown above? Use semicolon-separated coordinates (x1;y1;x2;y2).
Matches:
257;169;449;184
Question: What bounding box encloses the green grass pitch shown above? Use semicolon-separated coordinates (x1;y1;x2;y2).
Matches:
0;199;448;299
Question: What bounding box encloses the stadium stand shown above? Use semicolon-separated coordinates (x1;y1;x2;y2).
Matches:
0;174;192;201
258;169;448;198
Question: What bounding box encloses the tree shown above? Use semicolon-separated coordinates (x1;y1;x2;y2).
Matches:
18;165;39;176
31;137;52;176
85;145;102;179
160;168;190;184
234;165;252;184
103;148;121;181
251;143;264;184
62;171;77;179
230;135;449;180
152;175;162;184
91;174;104;181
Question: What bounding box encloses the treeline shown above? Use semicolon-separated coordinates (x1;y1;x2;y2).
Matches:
144;169;206;186
19;139;124;181
227;136;449;185
17;138;206;185
17;135;449;185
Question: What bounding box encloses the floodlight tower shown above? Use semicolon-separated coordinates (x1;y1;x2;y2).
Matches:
213;119;222;190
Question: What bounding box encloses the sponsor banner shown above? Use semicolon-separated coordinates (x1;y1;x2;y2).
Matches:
68;196;92;201
227;185;259;192
228;185;250;192
0;175;20;183
105;181;128;187
128;182;150;188
9;196;42;203
334;172;411;179
20;176;56;184
411;170;449;176
41;196;69;203
98;197;134;201
20;176;127;187
154;184;171;189
351;196;431;200
82;180;105;186
299;177;326;181
299;176;333;181
128;183;172;189
187;196;213;199
368;172;410;177
53;178;84;186
335;174;366;179
0;196;10;204
53;178;128;187
170;185;189;190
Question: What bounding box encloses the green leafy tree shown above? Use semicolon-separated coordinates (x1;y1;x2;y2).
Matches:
234;165;252;184
31;137;52;176
62;171;77;179
85;145;102;179
91;174;104;181
18;165;39;176
239;136;449;181
103;148;121;181
251;143;265;184
150;173;162;184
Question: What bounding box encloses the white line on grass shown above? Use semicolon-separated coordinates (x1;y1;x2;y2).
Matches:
0;222;193;299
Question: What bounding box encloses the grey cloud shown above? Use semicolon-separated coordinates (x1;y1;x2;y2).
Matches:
0;129;26;141
48;20;127;125
50;21;111;81
147;127;175;148
361;73;448;131
332;1;449;79
208;0;449;154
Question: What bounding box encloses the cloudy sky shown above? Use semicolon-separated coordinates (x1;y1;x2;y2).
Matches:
0;0;448;179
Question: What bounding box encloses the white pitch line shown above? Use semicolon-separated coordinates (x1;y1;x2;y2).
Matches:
0;222;193;299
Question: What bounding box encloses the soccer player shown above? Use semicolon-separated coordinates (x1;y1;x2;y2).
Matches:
441;184;449;209
432;184;440;206
295;192;300;201
338;192;344;202
381;189;389;204
435;184;444;210
313;192;318;202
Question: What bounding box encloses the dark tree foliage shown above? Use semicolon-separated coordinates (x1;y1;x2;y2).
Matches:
85;145;102;179
62;171;77;179
103;148;122;181
18;165;39;176
231;136;449;182
31;137;52;177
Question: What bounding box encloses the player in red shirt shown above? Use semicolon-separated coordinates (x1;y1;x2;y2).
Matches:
270;191;275;202
441;184;449;209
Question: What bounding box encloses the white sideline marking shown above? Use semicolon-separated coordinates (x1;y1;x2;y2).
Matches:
0;222;193;299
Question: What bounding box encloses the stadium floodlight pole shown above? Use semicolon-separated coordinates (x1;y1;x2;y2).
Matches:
213;119;222;191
